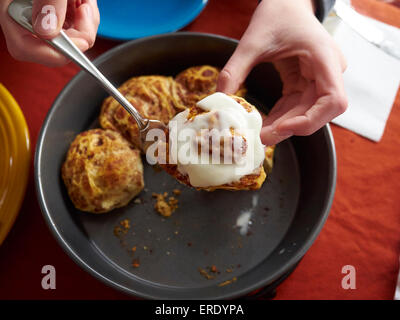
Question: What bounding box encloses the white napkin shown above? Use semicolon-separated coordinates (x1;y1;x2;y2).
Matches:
323;10;400;142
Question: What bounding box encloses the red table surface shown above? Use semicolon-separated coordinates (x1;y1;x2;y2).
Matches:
0;0;399;300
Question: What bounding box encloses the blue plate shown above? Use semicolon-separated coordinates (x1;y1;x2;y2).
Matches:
97;0;208;40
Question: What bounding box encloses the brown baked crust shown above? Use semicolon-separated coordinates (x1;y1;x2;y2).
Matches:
264;145;275;174
99;75;177;148
160;160;267;191
61;129;144;213
171;65;247;111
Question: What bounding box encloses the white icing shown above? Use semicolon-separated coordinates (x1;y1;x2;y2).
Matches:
236;210;252;236
169;92;265;187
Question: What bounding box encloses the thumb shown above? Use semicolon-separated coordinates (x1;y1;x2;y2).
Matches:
32;0;67;39
217;42;258;94
260;125;292;147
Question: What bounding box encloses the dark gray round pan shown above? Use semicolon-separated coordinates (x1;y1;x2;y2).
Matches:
35;32;336;300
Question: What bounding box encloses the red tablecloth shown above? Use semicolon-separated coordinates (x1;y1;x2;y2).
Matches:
0;0;399;300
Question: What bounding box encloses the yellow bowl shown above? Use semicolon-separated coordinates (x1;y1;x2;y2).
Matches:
0;83;30;245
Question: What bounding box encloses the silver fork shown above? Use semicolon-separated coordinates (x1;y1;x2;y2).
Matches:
8;0;166;152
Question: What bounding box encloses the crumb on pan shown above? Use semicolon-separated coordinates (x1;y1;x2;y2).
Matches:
172;189;181;195
218;277;237;287
132;259;140;268
152;192;179;217
113;226;123;237
120;219;130;230
198;267;215;280
113;218;131;241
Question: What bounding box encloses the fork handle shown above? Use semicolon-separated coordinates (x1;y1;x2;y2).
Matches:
52;31;149;130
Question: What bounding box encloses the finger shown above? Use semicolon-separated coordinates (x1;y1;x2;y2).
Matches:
260;92;310;145
260;126;292;146
274;59;308;95
307;44;346;99
273;45;347;136
66;1;99;49
1;14;69;66
8;35;69;66
3;23;88;66
32;0;67;39
260;84;317;145
263;81;316;127
25;35;89;66
275;91;347;136
217;41;259;94
83;0;101;26
262;94;300;127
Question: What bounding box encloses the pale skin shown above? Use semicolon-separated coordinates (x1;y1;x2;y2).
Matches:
0;0;99;66
0;0;347;146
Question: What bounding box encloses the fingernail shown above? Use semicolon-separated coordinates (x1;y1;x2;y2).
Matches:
33;12;58;36
85;5;93;19
217;70;237;94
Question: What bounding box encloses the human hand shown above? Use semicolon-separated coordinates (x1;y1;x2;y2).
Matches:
0;0;100;66
217;0;347;146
